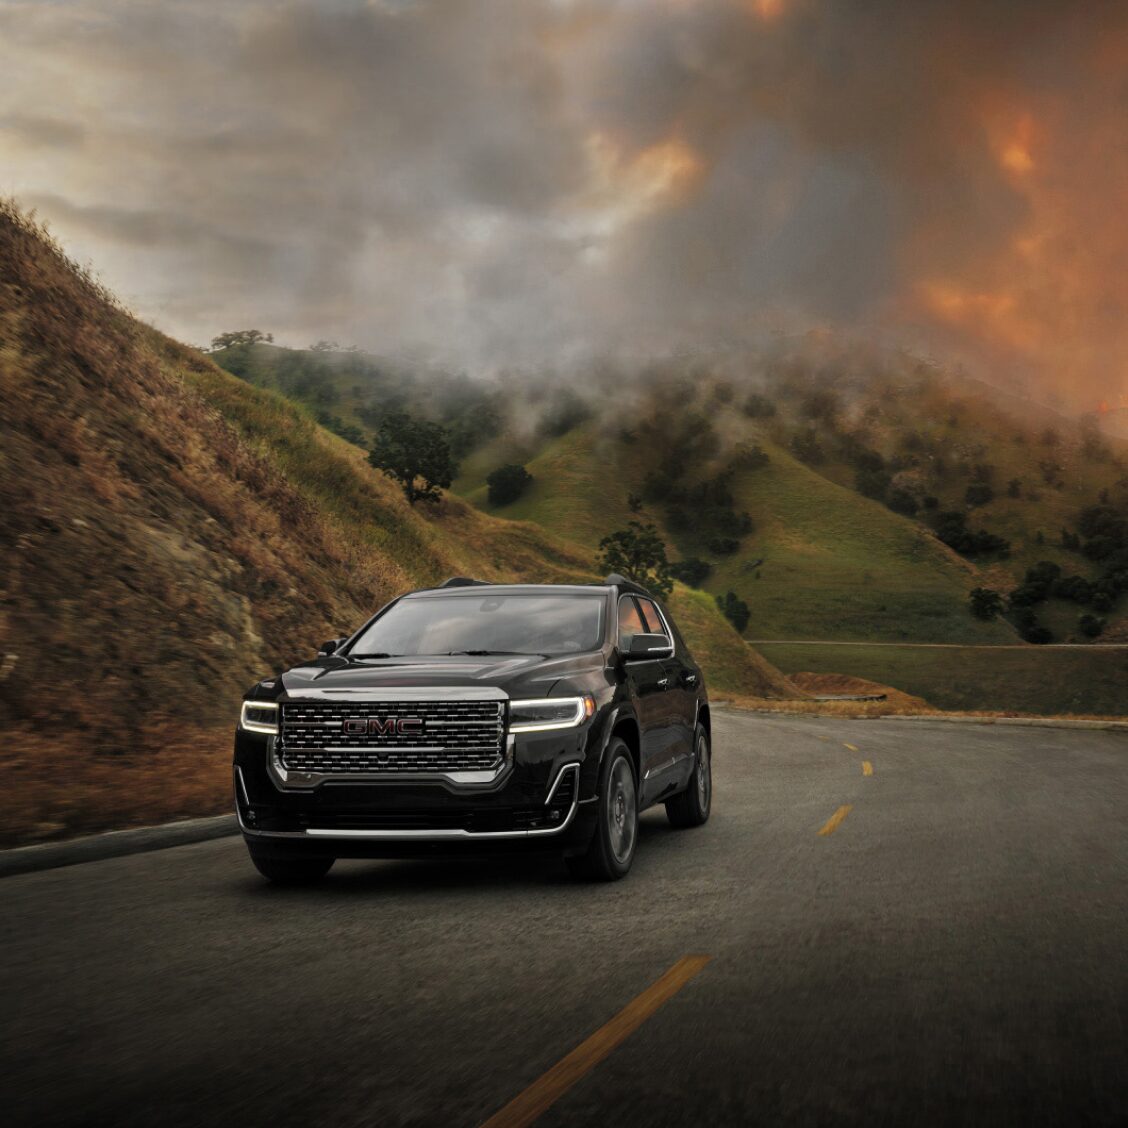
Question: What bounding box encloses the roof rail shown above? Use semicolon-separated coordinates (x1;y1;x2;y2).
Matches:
438;576;492;589
603;573;652;597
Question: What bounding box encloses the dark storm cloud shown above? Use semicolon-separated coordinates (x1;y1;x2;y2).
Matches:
0;0;1125;395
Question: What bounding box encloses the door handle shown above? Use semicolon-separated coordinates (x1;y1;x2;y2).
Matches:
681;672;698;687
657;677;669;688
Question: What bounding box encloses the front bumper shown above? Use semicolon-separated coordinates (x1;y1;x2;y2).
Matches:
233;720;602;856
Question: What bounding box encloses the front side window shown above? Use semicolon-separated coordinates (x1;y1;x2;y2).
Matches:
348;593;606;657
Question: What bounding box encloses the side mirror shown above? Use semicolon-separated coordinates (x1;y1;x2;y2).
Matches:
625;632;673;659
318;637;346;656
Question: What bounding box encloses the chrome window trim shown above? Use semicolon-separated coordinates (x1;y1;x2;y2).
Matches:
634;596;676;658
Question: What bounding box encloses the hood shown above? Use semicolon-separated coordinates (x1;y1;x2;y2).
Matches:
273;651;605;699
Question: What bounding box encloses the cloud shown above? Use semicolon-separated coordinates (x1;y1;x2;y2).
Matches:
0;0;1124;399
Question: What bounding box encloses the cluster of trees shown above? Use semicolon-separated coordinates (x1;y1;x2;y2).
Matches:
970;556;1117;641
594;521;751;635
931;510;1010;558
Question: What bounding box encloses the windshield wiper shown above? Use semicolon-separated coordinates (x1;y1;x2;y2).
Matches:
349;652;403;659
445;649;548;658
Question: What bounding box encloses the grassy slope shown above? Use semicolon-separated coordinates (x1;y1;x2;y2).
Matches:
456;422;1015;644
756;642;1128;716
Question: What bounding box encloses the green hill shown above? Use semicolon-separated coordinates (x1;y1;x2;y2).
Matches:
221;342;1128;646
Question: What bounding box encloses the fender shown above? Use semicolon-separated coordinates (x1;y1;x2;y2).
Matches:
579;700;640;801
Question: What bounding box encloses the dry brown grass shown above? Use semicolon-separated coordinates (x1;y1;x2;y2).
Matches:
0;726;231;847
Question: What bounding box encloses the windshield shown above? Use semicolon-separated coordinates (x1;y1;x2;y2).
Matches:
347;593;606;657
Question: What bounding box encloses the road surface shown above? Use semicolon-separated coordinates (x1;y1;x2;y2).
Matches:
3;710;1127;1126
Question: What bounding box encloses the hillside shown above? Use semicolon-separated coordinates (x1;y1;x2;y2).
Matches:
0;204;793;844
221;342;1128;646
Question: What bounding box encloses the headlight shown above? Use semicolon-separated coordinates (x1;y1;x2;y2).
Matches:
508;695;595;733
240;700;279;734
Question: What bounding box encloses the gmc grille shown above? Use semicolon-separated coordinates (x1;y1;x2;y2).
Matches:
280;699;505;775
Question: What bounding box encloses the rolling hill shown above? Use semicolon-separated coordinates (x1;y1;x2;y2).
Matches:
0;203;793;844
213;340;1128;646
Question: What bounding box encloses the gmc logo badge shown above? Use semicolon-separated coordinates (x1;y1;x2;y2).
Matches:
343;716;424;736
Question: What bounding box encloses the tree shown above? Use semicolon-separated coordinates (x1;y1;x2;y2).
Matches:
597;521;673;598
969;588;1005;620
669;558;712;588
486;463;532;506
368;412;458;506
209;329;273;350
715;591;751;633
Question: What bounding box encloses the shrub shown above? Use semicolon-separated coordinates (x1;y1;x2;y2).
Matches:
969;588;1005;620
485;464;532;507
707;536;741;556
1078;613;1105;638
715;591;751;634
788;429;824;465
887;488;919;517
668;558;712;588
855;467;891;501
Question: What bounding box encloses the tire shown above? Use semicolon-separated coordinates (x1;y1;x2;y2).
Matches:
565;738;639;881
247;845;335;886
665;724;711;829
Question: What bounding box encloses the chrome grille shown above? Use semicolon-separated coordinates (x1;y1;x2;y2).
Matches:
280;699;505;775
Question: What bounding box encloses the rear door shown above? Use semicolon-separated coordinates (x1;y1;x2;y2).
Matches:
636;596;694;776
617;595;672;798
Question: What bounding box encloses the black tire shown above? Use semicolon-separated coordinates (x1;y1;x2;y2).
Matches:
565;738;638;881
247;845;335;886
666;724;711;829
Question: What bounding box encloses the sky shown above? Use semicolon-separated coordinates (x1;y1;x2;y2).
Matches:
2;0;1127;405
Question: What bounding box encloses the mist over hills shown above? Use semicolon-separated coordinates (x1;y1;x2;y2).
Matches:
214;335;1128;647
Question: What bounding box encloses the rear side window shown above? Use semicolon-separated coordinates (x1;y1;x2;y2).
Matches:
617;597;645;648
635;597;666;636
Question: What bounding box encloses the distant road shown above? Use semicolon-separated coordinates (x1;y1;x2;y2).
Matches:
3;710;1127;1125
750;639;1128;649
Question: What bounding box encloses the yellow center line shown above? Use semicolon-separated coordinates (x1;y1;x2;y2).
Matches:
817;805;853;836
862;761;873;776
843;742;859;752
479;955;711;1128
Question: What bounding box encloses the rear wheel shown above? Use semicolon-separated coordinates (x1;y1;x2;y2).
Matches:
565;738;638;881
247;844;335;885
666;725;711;828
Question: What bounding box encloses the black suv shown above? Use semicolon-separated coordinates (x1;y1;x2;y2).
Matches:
234;574;711;883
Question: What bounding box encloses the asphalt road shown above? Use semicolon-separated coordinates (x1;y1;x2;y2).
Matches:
3;709;1127;1127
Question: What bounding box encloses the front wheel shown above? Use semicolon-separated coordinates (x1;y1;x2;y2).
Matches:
666;725;711;828
247;844;335;885
565;738;638;881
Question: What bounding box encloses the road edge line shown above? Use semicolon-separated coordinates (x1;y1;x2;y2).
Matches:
0;814;238;879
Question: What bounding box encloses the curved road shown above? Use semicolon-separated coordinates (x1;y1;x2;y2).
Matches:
3;709;1127;1126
